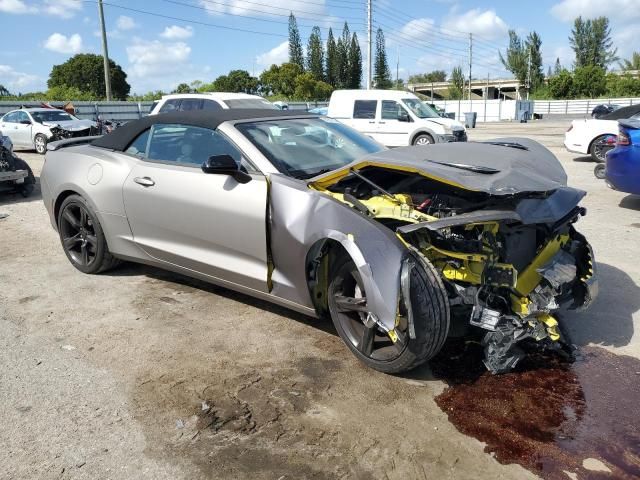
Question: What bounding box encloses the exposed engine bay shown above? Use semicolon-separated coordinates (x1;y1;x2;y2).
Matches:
312;163;597;374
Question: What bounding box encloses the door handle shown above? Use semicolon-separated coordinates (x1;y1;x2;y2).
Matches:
379;121;386;124
368;121;375;124
134;176;155;187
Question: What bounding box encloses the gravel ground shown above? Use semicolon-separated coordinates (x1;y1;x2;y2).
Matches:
0;119;638;480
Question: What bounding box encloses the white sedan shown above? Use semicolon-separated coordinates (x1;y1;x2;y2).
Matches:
564;104;640;162
0;108;96;154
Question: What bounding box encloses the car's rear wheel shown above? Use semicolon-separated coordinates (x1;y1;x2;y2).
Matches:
413;133;434;146
34;134;47;154
327;253;449;374
590;134;616;162
57;194;120;274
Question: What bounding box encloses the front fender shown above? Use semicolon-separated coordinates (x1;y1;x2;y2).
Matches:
269;174;407;330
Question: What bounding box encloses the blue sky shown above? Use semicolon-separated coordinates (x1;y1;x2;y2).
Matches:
0;0;638;94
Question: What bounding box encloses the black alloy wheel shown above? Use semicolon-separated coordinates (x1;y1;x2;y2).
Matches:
59;202;98;269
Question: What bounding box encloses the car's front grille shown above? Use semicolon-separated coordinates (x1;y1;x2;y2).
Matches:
453;130;467;142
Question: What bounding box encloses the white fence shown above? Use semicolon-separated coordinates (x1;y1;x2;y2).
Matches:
532;97;640;116
430;99;520;122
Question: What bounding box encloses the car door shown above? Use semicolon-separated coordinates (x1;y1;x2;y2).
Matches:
350;100;380;141
377;100;412;147
122;123;269;292
1;111;30;147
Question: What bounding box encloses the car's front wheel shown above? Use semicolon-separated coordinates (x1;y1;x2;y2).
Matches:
413;133;434;146
327;254;449;374
57;194;120;274
34;134;47;154
590;134;616;162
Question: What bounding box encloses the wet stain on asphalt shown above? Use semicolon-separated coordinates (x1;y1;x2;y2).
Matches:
431;341;640;479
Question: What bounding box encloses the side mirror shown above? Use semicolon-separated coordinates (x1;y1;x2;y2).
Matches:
398;111;410;122
202;154;252;184
20;119;32;125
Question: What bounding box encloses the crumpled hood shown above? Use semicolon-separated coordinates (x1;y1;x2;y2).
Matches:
43;119;96;131
311;137;571;195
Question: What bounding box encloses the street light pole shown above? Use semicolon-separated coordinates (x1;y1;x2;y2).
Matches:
98;0;112;101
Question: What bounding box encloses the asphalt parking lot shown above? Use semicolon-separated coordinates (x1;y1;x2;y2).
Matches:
1;119;638;480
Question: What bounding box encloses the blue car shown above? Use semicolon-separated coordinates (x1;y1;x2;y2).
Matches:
606;119;640;195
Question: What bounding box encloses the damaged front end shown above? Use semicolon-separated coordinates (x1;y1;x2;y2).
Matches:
310;142;598;374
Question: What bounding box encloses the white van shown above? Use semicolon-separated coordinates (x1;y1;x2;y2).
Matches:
149;92;277;115
327;90;466;147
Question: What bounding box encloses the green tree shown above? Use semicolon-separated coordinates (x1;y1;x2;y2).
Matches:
48;53;130;99
607;73;640;97
306;26;325;81
619;52;640;71
347;33;362;88
373;28;392;89
449;66;464;99
212;70;259;93
570;16;617;69
288;13;304;71
0;84;10;96
46;85;97;101
409;70;447;83
554;57;562;75
335;22;351;88
173;83;192;94
314;80;334;100
572;65;607;97
500;30;528;86
259;63;303;98
526;31;544;91
325;28;337;87
548;69;574;98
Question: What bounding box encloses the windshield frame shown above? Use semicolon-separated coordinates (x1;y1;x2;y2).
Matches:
401;98;440;119
234;116;385;180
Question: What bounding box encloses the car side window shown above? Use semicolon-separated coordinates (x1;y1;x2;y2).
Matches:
145;123;254;171
159;99;180;113
125;129;151;157
179;98;202;111
381;101;407;120
2;112;18;123
353;100;377;119
15;111;30;124
201;99;223;111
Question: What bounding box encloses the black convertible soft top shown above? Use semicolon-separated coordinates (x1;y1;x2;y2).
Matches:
91;109;314;151
601;104;640;120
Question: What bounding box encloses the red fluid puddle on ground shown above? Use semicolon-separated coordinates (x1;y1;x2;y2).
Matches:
431;341;640;479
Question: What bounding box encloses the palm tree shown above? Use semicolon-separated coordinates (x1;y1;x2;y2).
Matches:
619;52;640;71
0;84;10;96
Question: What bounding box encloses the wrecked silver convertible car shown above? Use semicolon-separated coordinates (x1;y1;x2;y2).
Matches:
40;110;597;374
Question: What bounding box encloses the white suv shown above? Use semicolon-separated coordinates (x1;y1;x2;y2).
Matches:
149;93;277;115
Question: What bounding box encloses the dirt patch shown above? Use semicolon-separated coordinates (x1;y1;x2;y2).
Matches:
432;341;640;479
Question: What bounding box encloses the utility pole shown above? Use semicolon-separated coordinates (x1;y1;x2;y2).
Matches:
396;47;399;89
367;0;372;89
526;46;532;100
468;33;472;101
98;0;112;100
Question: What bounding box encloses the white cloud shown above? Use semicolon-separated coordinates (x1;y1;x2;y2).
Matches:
0;65;40;92
256;41;289;70
400;18;436;42
116;15;137;31
43;0;82;18
44;33;83;54
442;8;508;40
127;38;191;78
551;0;640;22
160;25;194;40
199;0;324;16
0;0;35;14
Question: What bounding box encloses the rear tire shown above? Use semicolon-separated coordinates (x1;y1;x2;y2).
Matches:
327;253;449;374
413;133;434;146
57;194;120;274
12;156;35;197
590;134;615;163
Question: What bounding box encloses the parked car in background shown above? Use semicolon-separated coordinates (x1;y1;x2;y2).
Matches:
591;103;621;119
424;102;446;117
41;110;596;375
308;106;328;115
0;131;35;197
327;90;466;147
149;93;277;115
564;104;640;162
0;108;97;154
605;118;640;195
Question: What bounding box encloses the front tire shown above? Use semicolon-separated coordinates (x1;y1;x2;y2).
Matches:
34;134;47;154
413;133;434;146
327;254;449;374
57;194;120;274
590;134;615;163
